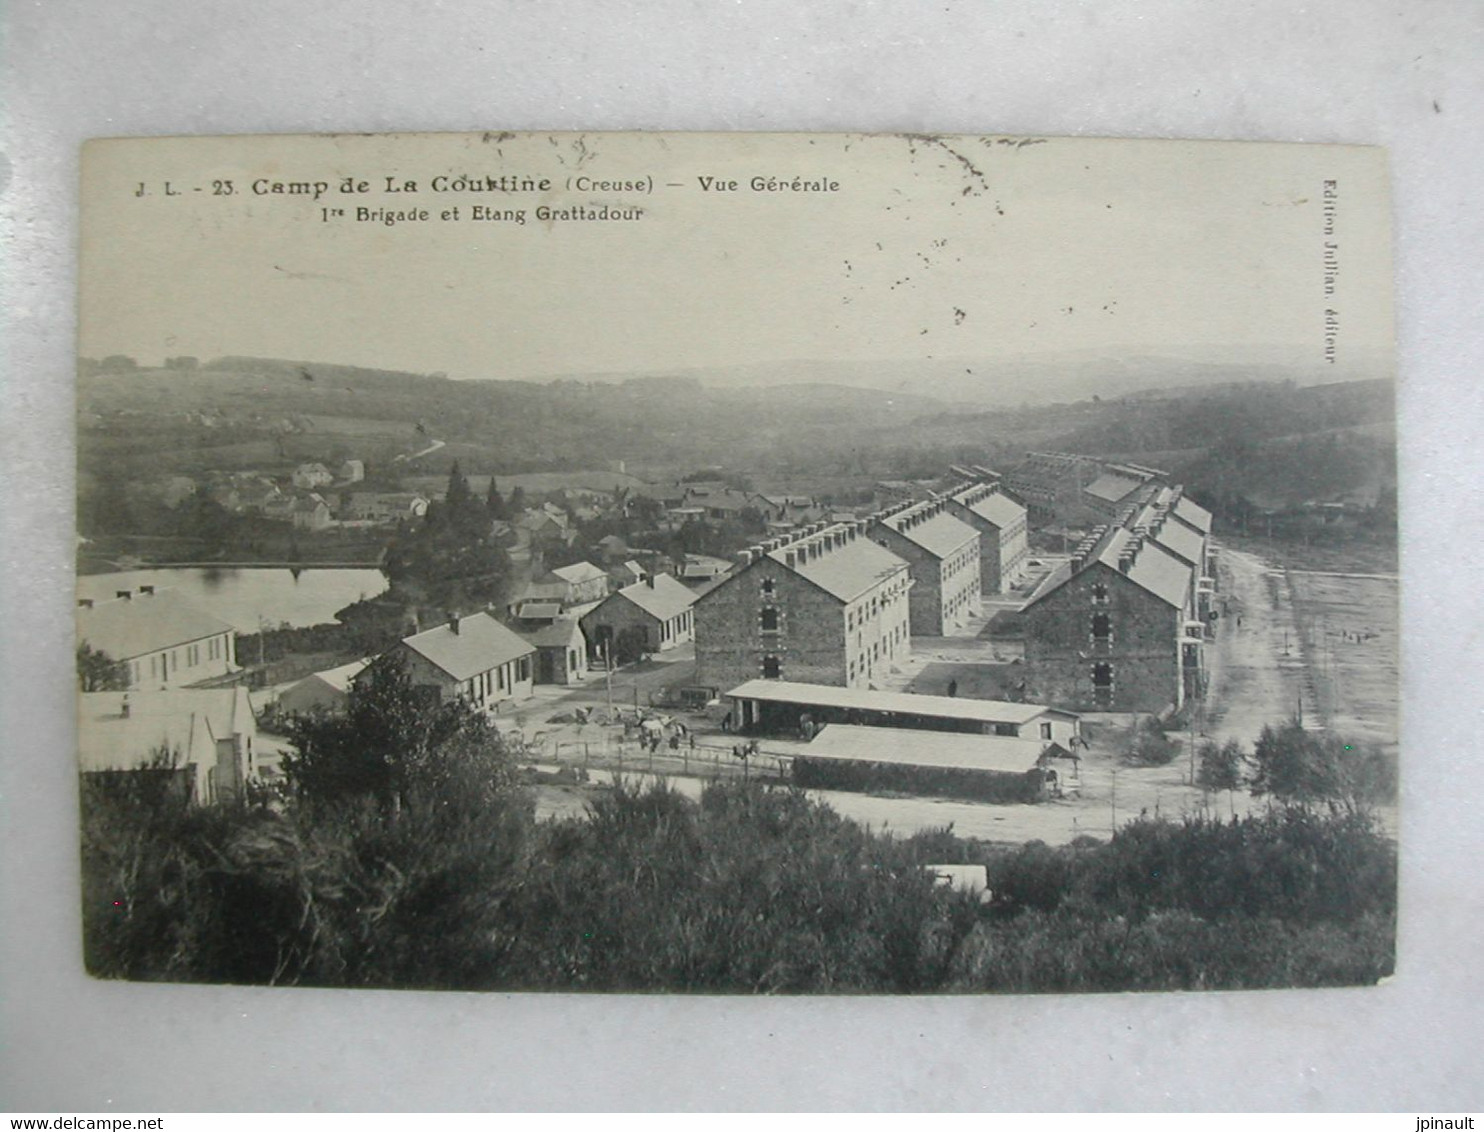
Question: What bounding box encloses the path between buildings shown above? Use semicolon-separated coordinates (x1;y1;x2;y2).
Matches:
1204;544;1314;746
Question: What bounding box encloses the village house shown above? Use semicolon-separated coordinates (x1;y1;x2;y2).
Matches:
694;521;912;692
517;506;577;556
549;561;611;606
1004;451;1169;525
521;618;589;685
581;573;698;662
1021;517;1206;714
868;499;981;636
942;480;1031;595
337;459;365;484
77;587;237;689
395;612;536;713
78;686;258;804
292;462;336;489
292;493;333;531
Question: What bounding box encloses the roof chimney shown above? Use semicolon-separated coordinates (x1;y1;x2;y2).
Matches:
448;612;460;633
646;574;655;588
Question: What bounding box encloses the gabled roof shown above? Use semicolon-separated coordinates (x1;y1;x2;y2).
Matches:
609;573;697;622
78;688;253;773
878;510;978;560
949;485;1026;529
1146;515;1204;567
1084;472;1145;504
551;561;607;585
400;613;534;681
764;531;908;604
1173;495;1213;534
78;591;234;662
1027;528;1192;610
523;618;585;649
310;657;372;693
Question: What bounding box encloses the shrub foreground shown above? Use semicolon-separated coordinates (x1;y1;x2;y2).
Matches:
82;774;1395;993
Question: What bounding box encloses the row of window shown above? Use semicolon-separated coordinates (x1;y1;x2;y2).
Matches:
132;634;229;685
659;610;694;643
462;657;533;705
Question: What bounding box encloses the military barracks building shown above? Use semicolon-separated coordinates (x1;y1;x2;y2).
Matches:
1020;487;1212;714
942;480;1031;595
868;499;980;636
695;521;912;692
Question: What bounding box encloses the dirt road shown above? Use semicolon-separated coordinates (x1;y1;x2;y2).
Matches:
1204;544;1313;745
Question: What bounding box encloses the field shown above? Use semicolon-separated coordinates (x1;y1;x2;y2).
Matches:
1289;571;1400;752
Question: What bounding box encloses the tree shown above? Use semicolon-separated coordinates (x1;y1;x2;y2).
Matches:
283;653;520;813
508;485;527;514
486;477;512;520
1248;721;1393;814
1197;738;1245;814
446;461;471;509
77;643;128;691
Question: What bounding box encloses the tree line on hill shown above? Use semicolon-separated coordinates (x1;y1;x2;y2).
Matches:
80;655;1396;993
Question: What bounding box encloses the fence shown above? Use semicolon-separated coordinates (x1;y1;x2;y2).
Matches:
524;730;792;785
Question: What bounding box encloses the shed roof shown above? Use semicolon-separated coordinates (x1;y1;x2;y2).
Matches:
400;613;534;681
77;591;234;662
725;679;1065;727
801;724;1045;774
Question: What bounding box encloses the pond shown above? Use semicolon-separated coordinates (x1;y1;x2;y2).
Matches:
77;567;389;633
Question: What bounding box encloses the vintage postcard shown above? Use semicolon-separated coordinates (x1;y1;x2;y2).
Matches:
76;131;1396;992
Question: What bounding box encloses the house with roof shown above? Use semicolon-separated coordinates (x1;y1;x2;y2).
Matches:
77;587;237;689
395;612;536;712
276;657;372;716
292;493;333;531
549;561;611;606
78;686;259;804
521;618;589;685
581;573;698;664
868;499;980;636
1021;517;1205;713
942;480;1031;595
292;462;336;489
694;521;912;692
337;459;365;484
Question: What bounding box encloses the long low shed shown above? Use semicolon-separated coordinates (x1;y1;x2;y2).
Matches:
724;678;1080;742
791;723;1074;803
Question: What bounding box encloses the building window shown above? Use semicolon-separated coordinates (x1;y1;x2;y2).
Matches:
518;657;531;682
1040;721;1053;741
1092;662;1114;707
760;608;779;633
1091;612;1112;642
762;655;781;679
1092;582;1110;606
761;579;775;596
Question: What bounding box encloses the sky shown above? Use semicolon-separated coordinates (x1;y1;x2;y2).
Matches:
78;132;1396;383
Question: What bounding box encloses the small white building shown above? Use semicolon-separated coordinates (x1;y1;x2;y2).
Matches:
77;587;237;689
395;612;536;712
276;658;372;716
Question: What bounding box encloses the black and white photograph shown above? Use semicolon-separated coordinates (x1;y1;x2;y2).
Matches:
71;130;1401;996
